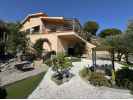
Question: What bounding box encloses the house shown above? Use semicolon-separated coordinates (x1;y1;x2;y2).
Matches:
20;12;96;56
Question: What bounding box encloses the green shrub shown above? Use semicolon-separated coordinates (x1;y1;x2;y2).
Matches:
48;53;73;85
115;68;133;94
33;39;45;56
115;68;133;88
45;59;52;66
79;68;112;87
51;53;73;75
89;72;112;87
79;67;91;79
33;38;50;57
0;87;7;99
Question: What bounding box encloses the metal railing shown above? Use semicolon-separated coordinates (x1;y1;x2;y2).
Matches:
28;18;87;41
45;19;82;34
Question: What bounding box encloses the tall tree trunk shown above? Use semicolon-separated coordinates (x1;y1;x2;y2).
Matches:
111;49;115;71
92;48;96;71
110;48;116;84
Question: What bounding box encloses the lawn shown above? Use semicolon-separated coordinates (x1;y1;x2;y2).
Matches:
5;72;45;99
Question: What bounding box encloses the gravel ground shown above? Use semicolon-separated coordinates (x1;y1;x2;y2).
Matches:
28;59;133;99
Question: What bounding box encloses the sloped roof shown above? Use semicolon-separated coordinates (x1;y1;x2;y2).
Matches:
41;17;80;25
21;12;48;25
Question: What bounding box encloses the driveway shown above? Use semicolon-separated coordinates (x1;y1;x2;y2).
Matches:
28;59;133;99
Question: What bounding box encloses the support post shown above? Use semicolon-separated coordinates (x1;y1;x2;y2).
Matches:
92;48;96;70
72;18;75;32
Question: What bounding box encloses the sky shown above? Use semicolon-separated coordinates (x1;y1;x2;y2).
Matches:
0;0;133;33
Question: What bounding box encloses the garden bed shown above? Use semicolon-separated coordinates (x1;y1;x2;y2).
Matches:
79;66;133;95
79;67;112;87
51;73;74;85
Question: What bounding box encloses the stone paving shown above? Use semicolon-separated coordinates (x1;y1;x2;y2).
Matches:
28;59;133;99
0;63;48;86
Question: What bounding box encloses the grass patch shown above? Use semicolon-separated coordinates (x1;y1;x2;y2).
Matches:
5;72;45;99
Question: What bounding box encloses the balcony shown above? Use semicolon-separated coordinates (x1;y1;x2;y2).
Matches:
27;18;87;40
44;18;83;37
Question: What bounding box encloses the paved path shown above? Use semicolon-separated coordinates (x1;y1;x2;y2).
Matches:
28;60;133;99
0;64;48;86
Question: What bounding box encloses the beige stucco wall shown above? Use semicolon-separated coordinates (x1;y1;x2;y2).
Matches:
26;30;95;57
57;37;77;53
28;34;58;52
57;38;70;53
20;17;44;33
28;32;82;53
57;32;79;53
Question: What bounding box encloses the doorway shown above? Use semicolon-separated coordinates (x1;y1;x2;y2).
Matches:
68;48;74;56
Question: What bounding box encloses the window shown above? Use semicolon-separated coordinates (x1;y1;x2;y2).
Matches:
33;26;40;33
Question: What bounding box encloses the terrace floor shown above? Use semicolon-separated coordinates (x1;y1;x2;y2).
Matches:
28;59;133;99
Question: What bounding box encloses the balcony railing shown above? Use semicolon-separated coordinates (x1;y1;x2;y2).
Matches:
45;19;82;34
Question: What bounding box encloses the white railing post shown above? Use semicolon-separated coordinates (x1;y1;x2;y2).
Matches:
72;18;75;32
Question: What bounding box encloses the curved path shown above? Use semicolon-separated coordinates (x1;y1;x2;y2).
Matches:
28;60;133;99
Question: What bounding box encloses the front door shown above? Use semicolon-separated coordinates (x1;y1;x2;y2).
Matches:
68;48;74;56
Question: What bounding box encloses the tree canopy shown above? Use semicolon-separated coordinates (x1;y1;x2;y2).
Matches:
126;20;133;32
101;28;133;64
0;20;9;54
6;22;29;54
0;20;8;32
99;28;122;38
83;21;99;36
